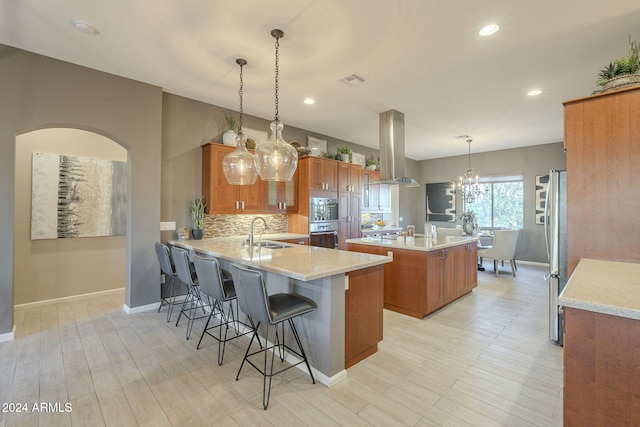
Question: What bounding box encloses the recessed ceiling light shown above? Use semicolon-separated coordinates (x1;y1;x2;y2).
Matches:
303;98;315;105
527;89;542;96
71;20;99;35
479;24;499;36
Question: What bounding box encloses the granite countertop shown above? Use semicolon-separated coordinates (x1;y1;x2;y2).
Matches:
559;258;640;320
346;235;479;252
169;236;391;282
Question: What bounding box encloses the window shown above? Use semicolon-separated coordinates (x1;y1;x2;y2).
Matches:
466;175;523;228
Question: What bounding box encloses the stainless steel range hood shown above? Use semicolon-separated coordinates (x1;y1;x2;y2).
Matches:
371;109;420;187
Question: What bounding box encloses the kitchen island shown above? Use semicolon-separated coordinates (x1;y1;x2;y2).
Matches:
558;258;640;426
347;235;479;318
169;236;391;386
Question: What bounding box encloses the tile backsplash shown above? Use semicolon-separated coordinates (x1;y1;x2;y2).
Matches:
203;214;288;238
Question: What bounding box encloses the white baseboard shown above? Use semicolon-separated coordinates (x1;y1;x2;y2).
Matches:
516;260;549;267
14;288;125;311
0;325;16;342
123;302;159;314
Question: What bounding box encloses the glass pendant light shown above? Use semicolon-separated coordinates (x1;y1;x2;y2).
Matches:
255;29;298;182
222;58;258;185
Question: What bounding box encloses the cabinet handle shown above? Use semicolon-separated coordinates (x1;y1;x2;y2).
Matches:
241;201;245;210
283;202;287;209
235;201;239;209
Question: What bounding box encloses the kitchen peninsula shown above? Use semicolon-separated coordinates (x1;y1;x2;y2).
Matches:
347;235;479;318
169;236;392;386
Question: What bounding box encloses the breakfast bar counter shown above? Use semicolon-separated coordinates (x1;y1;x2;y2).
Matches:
169;237;392;386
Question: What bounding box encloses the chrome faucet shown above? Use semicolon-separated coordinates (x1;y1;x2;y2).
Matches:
248;216;269;247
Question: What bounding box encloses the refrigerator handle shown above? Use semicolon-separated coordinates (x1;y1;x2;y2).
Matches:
544;171;553;262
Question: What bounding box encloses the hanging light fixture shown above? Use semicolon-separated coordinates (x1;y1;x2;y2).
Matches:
254;29;298;182
454;139;486;203
222;58;258;185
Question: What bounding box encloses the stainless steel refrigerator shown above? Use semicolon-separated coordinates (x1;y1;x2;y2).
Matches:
544;170;567;345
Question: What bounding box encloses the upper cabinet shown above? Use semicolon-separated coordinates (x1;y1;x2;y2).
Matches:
307;156;339;194
338;162;362;194
202;143;297;214
362;170;391;212
563;87;640;275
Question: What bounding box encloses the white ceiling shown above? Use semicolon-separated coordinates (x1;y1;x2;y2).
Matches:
2;0;639;160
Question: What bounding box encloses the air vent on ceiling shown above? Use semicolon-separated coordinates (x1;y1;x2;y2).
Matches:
455;134;471;140
339;73;366;86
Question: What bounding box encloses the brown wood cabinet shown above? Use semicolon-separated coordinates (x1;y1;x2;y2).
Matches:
338;162;363;249
348;241;477;318
277;237;308;245
202;143;297;214
307;156;339;194
563;307;640;426
202;143;263;214
345;265;384;368
563;87;640;275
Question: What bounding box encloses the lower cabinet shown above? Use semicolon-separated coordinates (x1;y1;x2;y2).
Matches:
347;242;477;319
277;237;308;245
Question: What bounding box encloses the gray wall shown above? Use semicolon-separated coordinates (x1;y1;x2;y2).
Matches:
415;143;566;263
0;45;162;334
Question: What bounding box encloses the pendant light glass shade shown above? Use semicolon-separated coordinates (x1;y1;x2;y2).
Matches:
223;58;258;185
255;29;298;182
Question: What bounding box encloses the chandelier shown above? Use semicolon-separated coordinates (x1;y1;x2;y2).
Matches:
454;139;486;204
222;58;258;185
254;29;298;182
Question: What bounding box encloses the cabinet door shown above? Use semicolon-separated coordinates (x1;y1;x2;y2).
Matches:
263;181;284;212
443;248;457;304
465;243;478;292
308;157;326;191
202;144;238;214
426;250;444;313
349;164;362;193
338;162;362;193
323;160;339;192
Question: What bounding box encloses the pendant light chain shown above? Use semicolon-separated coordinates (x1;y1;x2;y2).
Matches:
274;34;280;121
238;59;244;133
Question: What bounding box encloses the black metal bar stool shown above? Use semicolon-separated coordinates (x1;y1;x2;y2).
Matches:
230;263;318;410
154;242;181;322
171;246;209;339
192;255;258;365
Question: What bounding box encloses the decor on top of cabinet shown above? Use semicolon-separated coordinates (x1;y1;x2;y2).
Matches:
190;196;206;240
366;158;379;171
336;146;352;162
351;152;365;167
307;135;327;157
322;152;336;160
595;36;640;94
222;113;238;146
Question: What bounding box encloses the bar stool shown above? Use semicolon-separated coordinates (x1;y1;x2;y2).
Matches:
154;242;181;322
192;255;258;365
230;263;318;410
171;246;209;339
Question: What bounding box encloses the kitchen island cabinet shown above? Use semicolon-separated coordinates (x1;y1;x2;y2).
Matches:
170;237;391;386
559;258;640;426
347;236;478;318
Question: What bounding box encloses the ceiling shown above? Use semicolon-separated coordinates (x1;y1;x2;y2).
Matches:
2;1;639;160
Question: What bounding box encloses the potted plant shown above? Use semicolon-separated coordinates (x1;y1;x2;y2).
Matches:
322;151;336;160
222;113;238;146
336;146;352;162
190;196;206;240
595;36;640;93
459;210;477;235
366;158;379;170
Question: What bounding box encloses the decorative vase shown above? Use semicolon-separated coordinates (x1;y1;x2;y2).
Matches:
191;228;204;240
463;222;475;236
222;130;237;146
601;74;640;93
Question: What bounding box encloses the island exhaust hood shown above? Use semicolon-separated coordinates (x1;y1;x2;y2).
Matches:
371;109;420;187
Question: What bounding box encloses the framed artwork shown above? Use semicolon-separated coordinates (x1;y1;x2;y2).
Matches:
426;182;456;222
535;174;549;224
307;135;327;157
351;152;365;166
243;127;268;146
31;153;127;239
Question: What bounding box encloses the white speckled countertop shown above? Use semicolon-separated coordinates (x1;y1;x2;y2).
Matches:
169;236;391;282
346;235;479;252
559;258;640;320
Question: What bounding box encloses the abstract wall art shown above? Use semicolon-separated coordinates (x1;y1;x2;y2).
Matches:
426;182;456;222
535;174;549;225
31;153;127;239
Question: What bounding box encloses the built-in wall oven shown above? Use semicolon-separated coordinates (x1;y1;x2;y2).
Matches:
309;197;339;249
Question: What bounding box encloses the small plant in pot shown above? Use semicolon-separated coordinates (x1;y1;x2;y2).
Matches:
190;196;206;240
336;146;352;162
595;36;640;93
366;158;379;170
222;113;238;146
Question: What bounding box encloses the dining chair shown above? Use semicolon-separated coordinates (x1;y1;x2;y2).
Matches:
477;229;520;277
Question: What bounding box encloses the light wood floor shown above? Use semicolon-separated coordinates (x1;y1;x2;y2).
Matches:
1;263;562;426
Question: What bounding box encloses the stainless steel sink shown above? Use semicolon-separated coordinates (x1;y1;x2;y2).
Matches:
253;241;291;249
